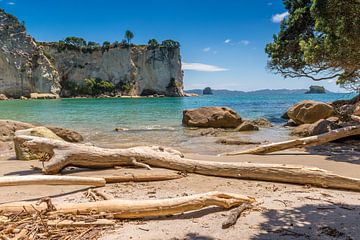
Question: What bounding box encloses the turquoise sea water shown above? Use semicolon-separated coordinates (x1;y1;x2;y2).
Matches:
0;92;355;154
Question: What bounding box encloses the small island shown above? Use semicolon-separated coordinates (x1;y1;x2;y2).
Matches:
203;87;213;95
305;85;326;94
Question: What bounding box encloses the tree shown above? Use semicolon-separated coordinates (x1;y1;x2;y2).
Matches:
265;0;360;91
148;39;159;49
64;37;87;48
124;30;134;44
161;40;180;48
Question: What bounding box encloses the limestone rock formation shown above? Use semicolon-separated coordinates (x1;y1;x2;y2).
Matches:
0;9;184;98
0;10;61;98
41;43;184;97
287;100;334;124
182;107;242;128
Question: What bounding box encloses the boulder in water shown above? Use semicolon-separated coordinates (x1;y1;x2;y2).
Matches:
182;107;242;128
46;126;83;142
287;100;334;124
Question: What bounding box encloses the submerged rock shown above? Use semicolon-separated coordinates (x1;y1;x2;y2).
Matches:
287;100;334;124
291;119;339;137
251;118;273;128
182;107;242;128
235;121;259;131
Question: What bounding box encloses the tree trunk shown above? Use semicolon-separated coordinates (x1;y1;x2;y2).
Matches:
0;191;254;219
0;175;106;187
224;125;360;155
13;135;360;191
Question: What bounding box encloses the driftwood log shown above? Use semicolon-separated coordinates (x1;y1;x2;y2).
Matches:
13;135;360;191
0;173;183;187
0;191;254;219
224;125;360;155
0;175;106;187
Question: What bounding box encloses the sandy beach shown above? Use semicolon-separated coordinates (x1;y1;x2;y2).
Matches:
1;142;360;240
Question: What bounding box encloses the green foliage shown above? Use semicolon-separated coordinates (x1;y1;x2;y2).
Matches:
124;30;134;44
147;39;159;49
266;0;360;91
161;40;180;48
83;78;115;96
64;37;87;48
116;81;133;94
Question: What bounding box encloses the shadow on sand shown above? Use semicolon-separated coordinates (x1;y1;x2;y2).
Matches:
251;202;359;240
306;140;360;165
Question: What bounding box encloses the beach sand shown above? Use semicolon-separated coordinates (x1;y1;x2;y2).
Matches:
1;143;360;240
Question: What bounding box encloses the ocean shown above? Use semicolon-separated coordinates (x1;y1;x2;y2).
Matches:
0;92;355;155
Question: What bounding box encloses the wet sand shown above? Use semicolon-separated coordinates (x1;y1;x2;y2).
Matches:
1;144;360;240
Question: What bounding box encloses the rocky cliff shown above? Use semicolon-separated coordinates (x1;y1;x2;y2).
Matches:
42;43;184;97
0;9;184;98
0;9;61;97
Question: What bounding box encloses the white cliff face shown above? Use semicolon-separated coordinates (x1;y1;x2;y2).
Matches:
44;45;184;97
0;10;60;97
0;9;183;98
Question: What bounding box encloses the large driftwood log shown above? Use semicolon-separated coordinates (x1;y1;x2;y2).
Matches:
224;125;360;155
0;191;254;219
0;175;106;187
13;135;360;191
104;172;182;183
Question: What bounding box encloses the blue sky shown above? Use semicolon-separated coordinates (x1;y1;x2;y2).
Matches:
0;0;345;92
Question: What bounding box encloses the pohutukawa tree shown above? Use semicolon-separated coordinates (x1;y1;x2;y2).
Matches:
266;0;360;92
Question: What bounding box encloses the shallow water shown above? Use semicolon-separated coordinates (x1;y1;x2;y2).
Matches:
0;92;355;154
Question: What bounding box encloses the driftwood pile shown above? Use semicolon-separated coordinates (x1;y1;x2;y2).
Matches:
1;120;360;238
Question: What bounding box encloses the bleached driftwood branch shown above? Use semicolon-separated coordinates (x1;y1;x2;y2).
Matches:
0;192;255;219
224;125;360;155
13;135;360;192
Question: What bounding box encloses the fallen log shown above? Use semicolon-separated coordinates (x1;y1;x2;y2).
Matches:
0;175;106;187
224;125;360;155
12;135;360;191
0;192;254;219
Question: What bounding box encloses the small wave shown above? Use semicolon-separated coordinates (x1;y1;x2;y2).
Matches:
116;126;177;132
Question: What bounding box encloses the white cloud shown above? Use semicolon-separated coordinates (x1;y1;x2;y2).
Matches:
267;2;273;6
7;1;15;4
203;47;211;52
182;62;229;72
239;40;250;46
272;11;289;23
224;39;231;44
